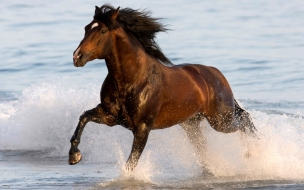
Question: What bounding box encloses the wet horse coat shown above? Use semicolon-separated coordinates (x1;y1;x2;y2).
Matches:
69;5;256;172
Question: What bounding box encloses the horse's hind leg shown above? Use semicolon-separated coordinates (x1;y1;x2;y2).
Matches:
180;115;209;172
233;99;258;157
206;99;257;135
69;104;116;165
233;99;257;136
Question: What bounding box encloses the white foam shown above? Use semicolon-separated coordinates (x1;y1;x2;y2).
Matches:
0;81;304;182
202;111;304;180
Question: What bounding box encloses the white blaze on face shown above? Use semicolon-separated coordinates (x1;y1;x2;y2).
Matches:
91;22;99;30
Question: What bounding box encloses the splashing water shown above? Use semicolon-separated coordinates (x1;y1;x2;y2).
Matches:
0;81;304;187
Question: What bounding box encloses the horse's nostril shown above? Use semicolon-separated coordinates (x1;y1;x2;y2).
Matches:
73;47;82;60
73;52;83;61
77;53;83;60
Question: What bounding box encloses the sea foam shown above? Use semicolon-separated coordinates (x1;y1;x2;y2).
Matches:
0;81;304;182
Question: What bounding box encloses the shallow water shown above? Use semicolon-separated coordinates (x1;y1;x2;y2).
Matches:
1;0;304;189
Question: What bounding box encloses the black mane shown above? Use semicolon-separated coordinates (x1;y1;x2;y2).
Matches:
94;4;172;66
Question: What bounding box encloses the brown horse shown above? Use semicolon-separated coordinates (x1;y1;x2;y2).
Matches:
69;5;257;172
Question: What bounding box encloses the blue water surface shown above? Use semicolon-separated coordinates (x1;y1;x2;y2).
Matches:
1;0;304;189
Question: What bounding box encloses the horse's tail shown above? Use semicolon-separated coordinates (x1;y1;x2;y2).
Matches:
234;99;258;136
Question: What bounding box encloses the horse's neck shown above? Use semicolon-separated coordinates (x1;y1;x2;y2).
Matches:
105;30;155;86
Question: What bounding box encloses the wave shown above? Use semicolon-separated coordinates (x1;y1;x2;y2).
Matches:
0;81;304;183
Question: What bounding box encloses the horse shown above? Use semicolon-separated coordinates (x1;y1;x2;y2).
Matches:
69;4;257;172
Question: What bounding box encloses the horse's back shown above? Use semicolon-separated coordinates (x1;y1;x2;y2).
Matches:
170;64;234;106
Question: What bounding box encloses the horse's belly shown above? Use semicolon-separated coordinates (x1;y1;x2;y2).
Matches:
152;101;202;129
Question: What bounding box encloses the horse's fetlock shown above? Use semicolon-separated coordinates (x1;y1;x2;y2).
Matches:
71;139;80;146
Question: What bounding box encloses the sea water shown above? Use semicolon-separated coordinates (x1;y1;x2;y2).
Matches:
1;0;304;189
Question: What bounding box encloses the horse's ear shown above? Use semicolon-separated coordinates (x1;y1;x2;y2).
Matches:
95;6;101;16
111;6;120;20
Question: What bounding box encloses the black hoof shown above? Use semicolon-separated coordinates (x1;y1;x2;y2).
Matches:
69;151;82;165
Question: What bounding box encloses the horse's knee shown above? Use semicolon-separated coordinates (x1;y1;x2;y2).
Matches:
79;110;91;120
79;107;115;125
76;112;89;128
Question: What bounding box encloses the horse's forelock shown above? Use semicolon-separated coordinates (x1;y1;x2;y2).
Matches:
93;5;117;29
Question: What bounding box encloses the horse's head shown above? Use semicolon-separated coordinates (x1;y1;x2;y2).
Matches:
73;6;120;67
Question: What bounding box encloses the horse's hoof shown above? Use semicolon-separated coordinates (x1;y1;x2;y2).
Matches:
69;151;82;165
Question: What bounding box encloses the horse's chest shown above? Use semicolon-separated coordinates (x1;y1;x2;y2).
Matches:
102;81;159;130
119;88;157;128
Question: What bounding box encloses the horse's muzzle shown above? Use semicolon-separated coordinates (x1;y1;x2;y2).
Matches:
73;53;83;67
73;46;85;67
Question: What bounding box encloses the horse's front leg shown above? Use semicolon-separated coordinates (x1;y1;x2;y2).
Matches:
125;123;150;172
69;104;116;165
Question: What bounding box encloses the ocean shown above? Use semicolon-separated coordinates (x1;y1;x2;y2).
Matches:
1;0;304;189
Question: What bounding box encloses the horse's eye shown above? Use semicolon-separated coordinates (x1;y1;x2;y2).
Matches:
100;30;107;34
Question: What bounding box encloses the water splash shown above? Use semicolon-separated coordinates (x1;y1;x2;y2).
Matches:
0;81;304;185
201;111;304;181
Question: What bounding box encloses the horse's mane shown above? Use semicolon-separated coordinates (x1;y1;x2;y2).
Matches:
94;4;173;66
